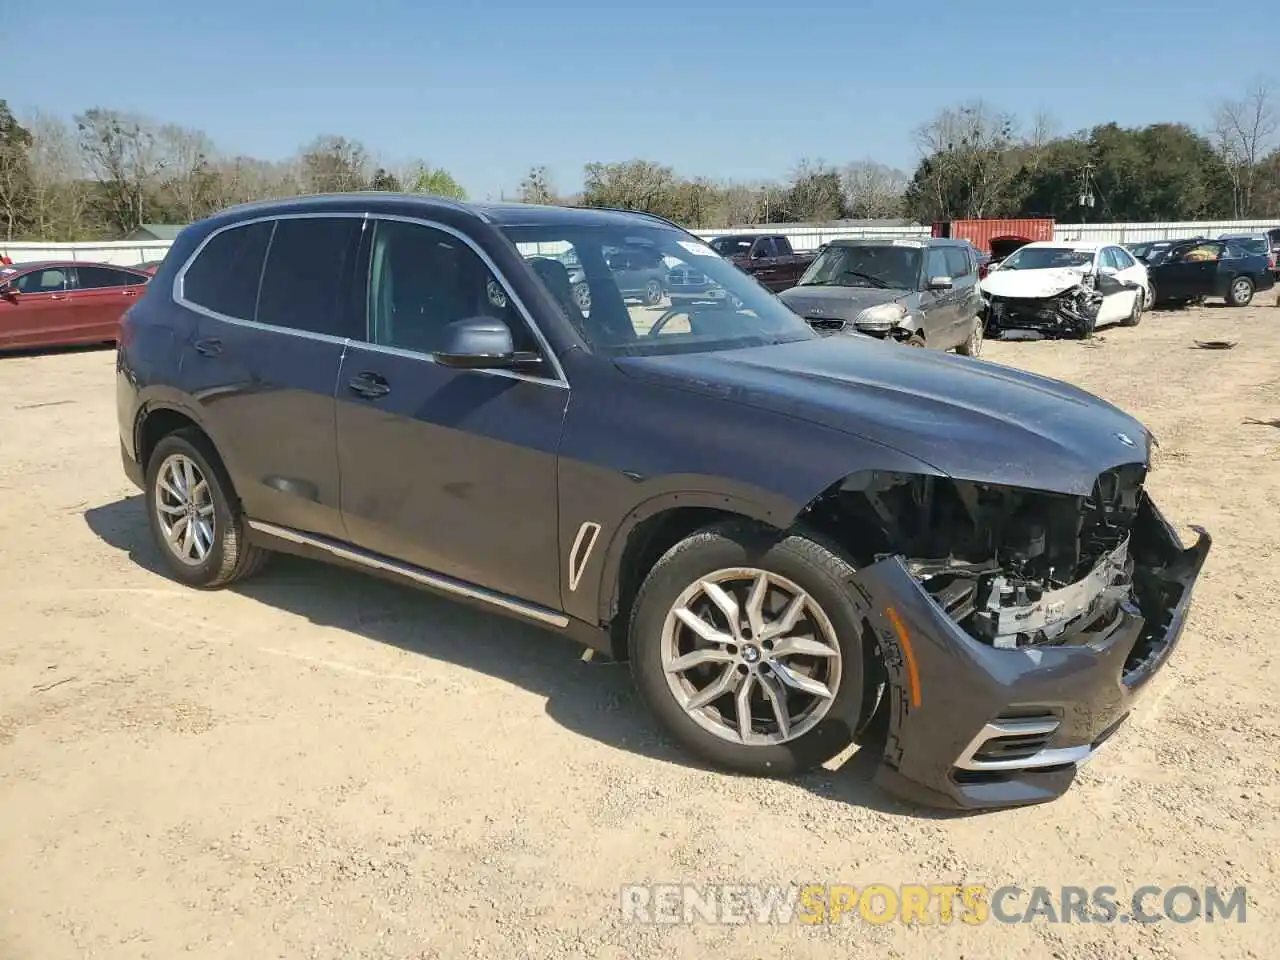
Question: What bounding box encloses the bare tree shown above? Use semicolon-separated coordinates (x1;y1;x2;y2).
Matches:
714;181;766;227
299;135;370;193
582;160;678;215
25;112;90;240
840;161;907;219
158;124;219;221
910;100;1022;220
518;165;557;205
1212;84;1278;217
75;108;168;235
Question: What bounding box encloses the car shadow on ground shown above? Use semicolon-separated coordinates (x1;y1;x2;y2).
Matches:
0;342;116;359
83;495;968;820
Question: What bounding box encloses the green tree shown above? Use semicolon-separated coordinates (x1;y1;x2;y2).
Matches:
406;163;467;200
582;160;678;217
368;167;402;191
0;100;34;239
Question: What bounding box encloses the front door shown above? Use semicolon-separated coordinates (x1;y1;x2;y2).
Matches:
1094;247;1137;324
179;215;364;541
919;246;956;344
1153;242;1221;301
0;266;77;348
334;216;568;610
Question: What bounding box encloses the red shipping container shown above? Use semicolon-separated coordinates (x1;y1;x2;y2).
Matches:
931;218;1055;256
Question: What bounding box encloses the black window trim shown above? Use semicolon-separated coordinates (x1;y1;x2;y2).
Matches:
73;264;150;290
173;211;568;389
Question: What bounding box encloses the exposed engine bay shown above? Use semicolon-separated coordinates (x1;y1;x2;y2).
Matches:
985;285;1104;339
805;467;1149;649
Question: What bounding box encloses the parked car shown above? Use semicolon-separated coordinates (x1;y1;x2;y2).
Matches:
138;260;166;274
1217;233;1279;279
0;260;151;350
979;241;1150;338
1146;238;1275;307
117;194;1209;811
1122;239;1189;264
556;243;669;312
778;238;985;355
708;234;816;292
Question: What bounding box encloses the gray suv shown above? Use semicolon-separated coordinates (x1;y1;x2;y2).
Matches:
778;238;985;356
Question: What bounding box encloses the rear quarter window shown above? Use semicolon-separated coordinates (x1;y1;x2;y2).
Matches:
181;221;274;320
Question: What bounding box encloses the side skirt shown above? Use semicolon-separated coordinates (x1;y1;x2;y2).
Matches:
245;519;614;655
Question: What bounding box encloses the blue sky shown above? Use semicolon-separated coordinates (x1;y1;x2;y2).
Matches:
4;0;1272;199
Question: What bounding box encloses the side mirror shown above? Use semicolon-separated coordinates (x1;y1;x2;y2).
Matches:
433;317;517;369
0;281;18;302
432;317;543;372
927;275;953;291
1098;265;1118;277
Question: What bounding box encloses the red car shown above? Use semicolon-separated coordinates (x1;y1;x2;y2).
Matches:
0;260;150;350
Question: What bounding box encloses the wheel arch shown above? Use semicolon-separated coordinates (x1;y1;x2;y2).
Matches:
134;400;231;483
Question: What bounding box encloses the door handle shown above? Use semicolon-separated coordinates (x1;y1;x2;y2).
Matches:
193;338;222;357
348;372;390;399
121;289;138;298
49;294;67;300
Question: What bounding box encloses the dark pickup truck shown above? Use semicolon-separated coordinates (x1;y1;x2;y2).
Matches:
708;234;816;292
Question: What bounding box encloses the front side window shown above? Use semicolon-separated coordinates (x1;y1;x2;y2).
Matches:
506;224;815;358
255;217;363;338
366;219;537;356
794;244;922;291
942;246;970;279
1111;247;1137;269
709;237;754;257
14;268;69;293
182;221;273;320
1000;247;1094;271
1179;242;1222;263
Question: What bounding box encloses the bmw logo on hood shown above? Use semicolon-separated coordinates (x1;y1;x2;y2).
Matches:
1115;432;1136;447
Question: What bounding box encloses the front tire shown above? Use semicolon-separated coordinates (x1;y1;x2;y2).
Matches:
642;279;663;306
629;522;863;776
145;429;269;588
904;333;927;348
1122;289;1144;326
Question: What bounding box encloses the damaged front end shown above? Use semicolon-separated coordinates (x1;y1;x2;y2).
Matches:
806;468;1210;810
986;282;1103;339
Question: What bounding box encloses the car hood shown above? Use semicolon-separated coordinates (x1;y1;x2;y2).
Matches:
980;267;1090;299
615;337;1150;496
778;285;912;321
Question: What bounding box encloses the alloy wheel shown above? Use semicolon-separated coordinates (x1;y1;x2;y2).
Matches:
1231;278;1252;305
154;453;215;566
660;567;843;746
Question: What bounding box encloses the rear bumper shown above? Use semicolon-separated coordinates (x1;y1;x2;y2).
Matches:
848;495;1210;811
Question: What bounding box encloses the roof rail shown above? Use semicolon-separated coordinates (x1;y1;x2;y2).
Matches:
589;206;688;231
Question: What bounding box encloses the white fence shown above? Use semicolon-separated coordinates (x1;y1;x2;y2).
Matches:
0;240;171;266
3;219;1276;265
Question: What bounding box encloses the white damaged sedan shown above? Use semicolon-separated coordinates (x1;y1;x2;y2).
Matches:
980;241;1151;338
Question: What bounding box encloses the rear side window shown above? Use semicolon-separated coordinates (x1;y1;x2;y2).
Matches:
76;266;147;289
255;217;364;338
182;221;273;320
943;246;971;278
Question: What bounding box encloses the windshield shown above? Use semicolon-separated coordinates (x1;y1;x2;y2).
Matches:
793;244;921;290
709;237;753;257
503;224;815;358
1000;247;1095;271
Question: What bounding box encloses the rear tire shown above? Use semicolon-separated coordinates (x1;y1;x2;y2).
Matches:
145;429;270;588
1227;276;1254;307
628;521;863;777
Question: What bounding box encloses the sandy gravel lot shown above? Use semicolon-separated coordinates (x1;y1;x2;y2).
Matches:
2;301;1278;959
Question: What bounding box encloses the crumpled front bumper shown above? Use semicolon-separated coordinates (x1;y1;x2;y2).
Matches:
841;494;1210;811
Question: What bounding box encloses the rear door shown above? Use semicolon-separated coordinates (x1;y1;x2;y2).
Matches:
69;265;148;341
178;215;364;540
0;266;76;348
334;215;568;610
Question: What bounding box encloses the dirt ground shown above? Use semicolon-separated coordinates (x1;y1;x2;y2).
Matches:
1;301;1278;959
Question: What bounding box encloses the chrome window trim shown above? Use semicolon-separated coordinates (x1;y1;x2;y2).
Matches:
172;210;568;389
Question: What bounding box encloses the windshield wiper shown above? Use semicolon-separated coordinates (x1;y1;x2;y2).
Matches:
836;270;890;288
